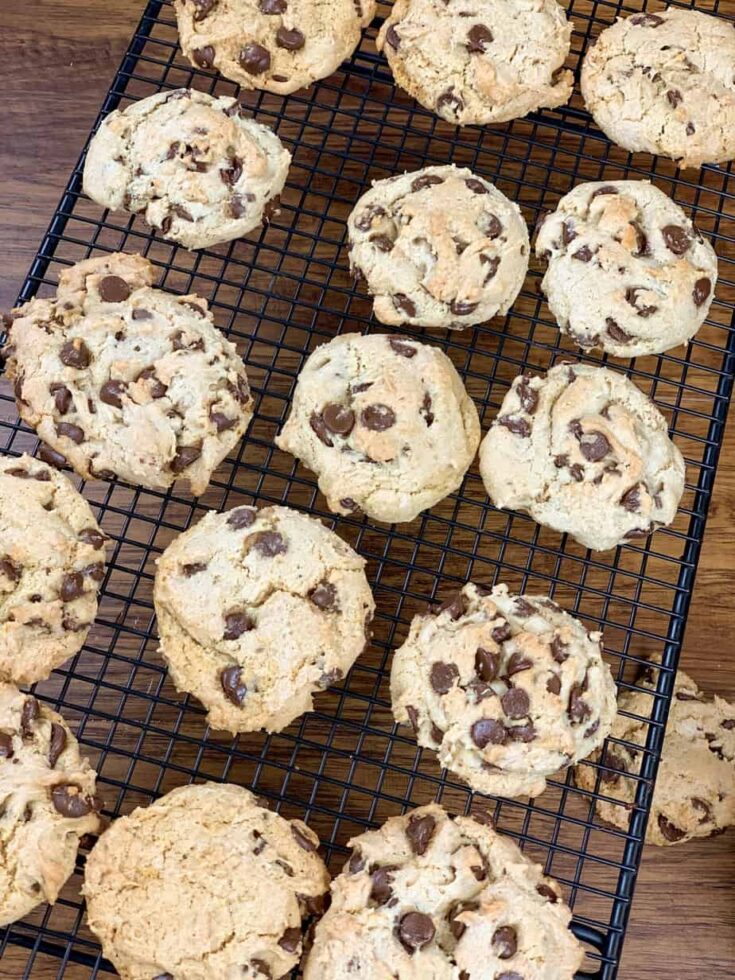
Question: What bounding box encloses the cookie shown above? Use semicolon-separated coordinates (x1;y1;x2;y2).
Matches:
154;504;375;733
347;165;529;329
0;684;103;927
0;454;106;685
275;333;481;523
173;0;376;96
83;89;291;250
4;253;253;495
479;364;686;552
376;0;574;126
84;782;329;979
303;803;585;979
576;670;734;846
535;180;718;357
391;583;617;798
581;8;735;169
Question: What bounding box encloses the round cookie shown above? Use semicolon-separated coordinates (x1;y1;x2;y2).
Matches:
392;583;617;798
0;454;106;685
347;165;529;329
576;670;735;846
0;684;103;927
581;8;735;169
535;180;718;357
154;504;375;733
303;803;585;979
83;89;291;250
173;0;376;96
84;782;330;980
275;333;481;523
376;0;574;126
3;252;253;495
479;364;685;552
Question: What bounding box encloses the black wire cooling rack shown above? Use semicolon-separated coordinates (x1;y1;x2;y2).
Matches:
1;0;734;976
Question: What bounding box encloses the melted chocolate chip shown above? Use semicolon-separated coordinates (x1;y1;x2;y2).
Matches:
322;403;355;436
385;24;401;49
100;379;127;409
471;718;507;747
466;24;493;52
516;376;538;414
50;383;72;414
250;530;288;557
0;557;21;583
309;581;338;610
369;233;394;252
620;484;642;512
193;45;216;68
276;26;305;50
498;416;531;437
658;814;685;842
465;178;488;195
667;89;682;108
393;293;417;319
398;912;435;953
78;527;106;550
56;421;85;444
546;674;561;695
223;610;255;640
240;42;271;74
406;813;436;855
580;431;611;462
506;652;533;675
0;733;13;759
501;687;530;718
291;824;318;852
430;661;459;694
591;185;619;200
491;622;512;643
662;225;691;255
411;174;444;192
437;592;466;620
171;445;201;474
606;318;634;345
361;403;396;431
182;562;207;577
221;665;247;705
259;0;286;11
388;336;417;358
60;339;91;369
370;866;395;904
310;412;333;447
475;647;499;682
51;784;94;818
693;278;711;307
49;723;67;767
630;12;664;26
60;572;84;602
537;882;559;903
136;367;167;399
573;245;593;263
406;705;419;732
492;925;518;959
21;698;39;737
436;88;464;117
98;276;131;303
568;683;591;724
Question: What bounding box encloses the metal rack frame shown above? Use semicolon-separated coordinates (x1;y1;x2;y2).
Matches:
1;0;734;976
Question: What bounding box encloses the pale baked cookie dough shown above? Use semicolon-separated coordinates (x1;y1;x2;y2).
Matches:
275;332;480;523
173;0;376;95
0;684;103;927
0;454;106;685
576;670;734;846
84;782;330;980
581;7;735;168
479;364;686;551
303;803;585;979
535;180;718;357
154;504;375;733
3;253;253;495
392;582;617;799
376;0;574;125
347;165;529;329
84;89;291;250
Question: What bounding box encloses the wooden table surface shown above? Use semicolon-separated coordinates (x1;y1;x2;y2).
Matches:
0;1;733;977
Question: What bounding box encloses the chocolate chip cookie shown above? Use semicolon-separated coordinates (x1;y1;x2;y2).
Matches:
275;333;481;523
391;583;617;798
576;670;734;846
536;180;718;357
154;504;375;733
84;782;329;979
303;803;585;979
581;8;735;168
347;165;529;329
174;0;376;95
479;364;686;552
1;684;103;927
84;89;291;250
0;453;106;685
376;0;574;125
4;253;253;495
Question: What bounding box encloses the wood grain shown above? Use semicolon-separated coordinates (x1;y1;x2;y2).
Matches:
0;1;733;977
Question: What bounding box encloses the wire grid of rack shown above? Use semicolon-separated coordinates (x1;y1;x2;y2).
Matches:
1;0;734;976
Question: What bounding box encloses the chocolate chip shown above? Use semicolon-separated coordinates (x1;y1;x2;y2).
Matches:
277;927;302;953
491;622;512;643
501;688;529;718
277;26;305;49
388;336;416;358
546;674;562;695
309;581;338;610
471;718;507;747
193;0;217;19
209;410;237;432
223;610;254;640
182;562;207;577
420;392;434;427
348;849;365;874
465;178;488;194
291;824;318;852
354;205;385;232
658;814;685;842
134;367;167;399
51;784;94;818
56;421;85;444
398;912;435;953
310;412;333;447
516;376;538;414
82;562;105;582
406;813;436;855
621;484;641;512
393;293;417;319
221;665;247;705
322;403;355;436
370;866;395;904
449;900;479;940
600;748;628;784
99;379;127;408
537;883;559;903
411;174;444;192
466;24;493;52
436;88;464;117
686;121;696;136
722;719;735;730
220;157;243;187
662;225;691;255
369;233;395;253
406;705;419;732
580;431;610;462
437;592;466;620
429;661;459;694
385;23;401;48
568;683;591;724
666;89;682;108
507;652;533;675
98;276;130;303
50;383;72;414
240;42;271;74
562;219;577;245
573;245;593;263
250;531;288;557
39;443;69;470
49;723;67;768
60;339;91;369
227;507;256;530
495;974;523;980
630;13;664;26
493;925;517;959
624;289;657;319
591;185;619;200
259;0;286;11
21;698;39;737
450;299;478;316
0;557;21;583
193;44;216;67
693;278;711;307
605;319;633;347
691;797;712;823
480;254;500;282
60;572;84;601
361;403;396;431
0;733;13;759
475;647;500;681
498;416;531;437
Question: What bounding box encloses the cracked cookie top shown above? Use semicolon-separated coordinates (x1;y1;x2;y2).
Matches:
275;332;481;523
154;504;375;733
304;803;585;979
84;89;291;250
4;253;253;495
479;364;686;552
581;8;735;168
84;782;330;980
